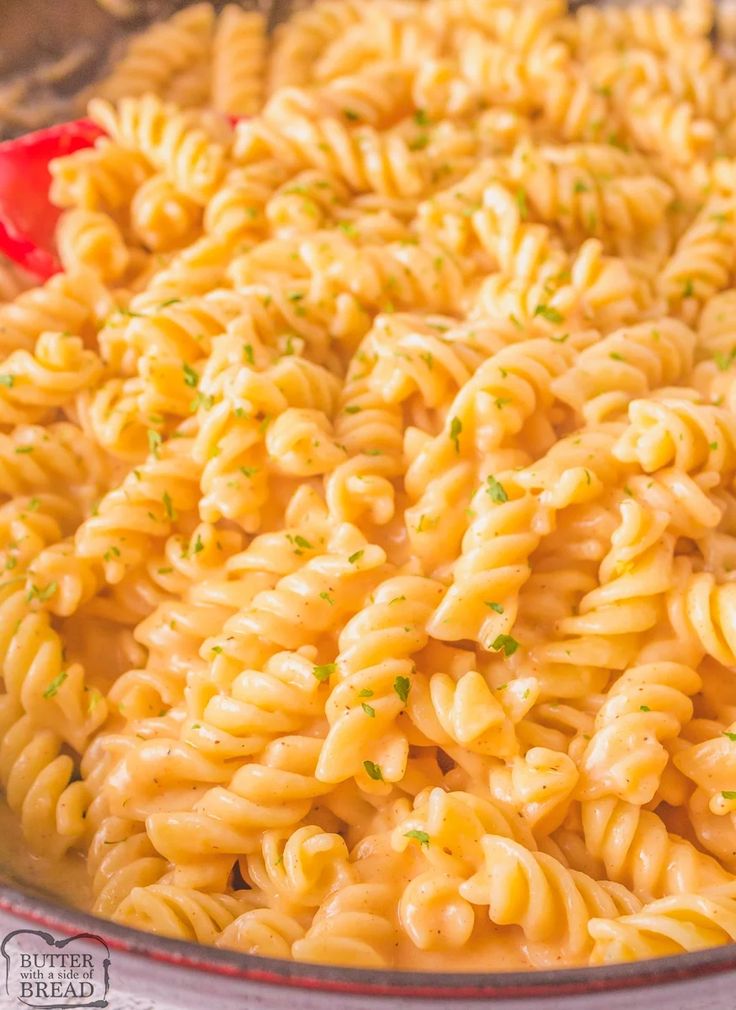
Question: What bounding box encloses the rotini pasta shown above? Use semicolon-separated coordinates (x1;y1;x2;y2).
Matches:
5;0;736;979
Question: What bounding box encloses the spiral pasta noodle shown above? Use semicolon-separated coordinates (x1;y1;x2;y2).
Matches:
0;269;112;354
89;94;226;205
291;882;398;967
92;4;215;106
212;6;267;118
459;835;640;963
589;888;736;963
577;662;702;805
113;883;253;943
218;907;306;956
234;115;427;198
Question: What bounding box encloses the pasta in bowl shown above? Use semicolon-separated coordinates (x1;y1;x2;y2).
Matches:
3;0;736;994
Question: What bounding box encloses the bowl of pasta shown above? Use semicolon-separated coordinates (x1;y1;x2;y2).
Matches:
2;0;736;1007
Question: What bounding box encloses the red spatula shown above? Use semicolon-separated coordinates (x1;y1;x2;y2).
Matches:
0;119;105;280
0;112;244;281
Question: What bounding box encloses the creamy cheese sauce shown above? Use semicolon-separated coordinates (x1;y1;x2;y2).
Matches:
0;802;90;912
396;925;534;972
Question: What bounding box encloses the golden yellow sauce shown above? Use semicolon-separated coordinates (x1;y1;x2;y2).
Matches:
0;802;90;912
397;924;534;972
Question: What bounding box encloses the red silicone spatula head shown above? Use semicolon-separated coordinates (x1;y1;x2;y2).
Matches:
0;119;104;280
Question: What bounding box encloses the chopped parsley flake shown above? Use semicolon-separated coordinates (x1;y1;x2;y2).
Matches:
449;416;462;453
394;676;411;702
490;634;520;657
147;429;162;457
192;392;215;411
43;670;67;699
486;476;509;503
715;348;736;371
27;580;57;603
404;829;430;847
313;663;336;682
534;304;563;323
363;760;383;781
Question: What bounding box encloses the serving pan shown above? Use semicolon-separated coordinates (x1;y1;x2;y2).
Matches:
0;1;735;1007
